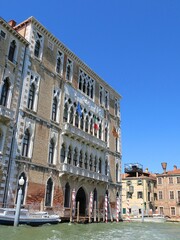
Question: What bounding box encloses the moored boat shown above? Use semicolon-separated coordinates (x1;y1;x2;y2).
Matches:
123;214;166;223
0;208;61;226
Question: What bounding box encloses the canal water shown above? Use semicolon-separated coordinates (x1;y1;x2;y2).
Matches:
0;222;180;240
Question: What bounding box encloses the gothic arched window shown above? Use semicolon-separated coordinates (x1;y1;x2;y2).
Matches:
28;83;35;110
22;129;30;157
8;40;16;62
45;178;53;206
0;78;10;107
64;182;70;207
52;97;57;121
63;102;68;122
34;39;41;58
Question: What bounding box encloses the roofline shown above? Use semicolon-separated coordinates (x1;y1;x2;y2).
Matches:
0;17;29;46
15;16;122;99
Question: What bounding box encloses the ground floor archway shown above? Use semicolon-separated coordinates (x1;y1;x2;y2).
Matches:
76;187;86;216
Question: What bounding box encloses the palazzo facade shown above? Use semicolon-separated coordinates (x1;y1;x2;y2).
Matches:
0;16;122;217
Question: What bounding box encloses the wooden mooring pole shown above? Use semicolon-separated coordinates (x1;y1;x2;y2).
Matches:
77;201;80;223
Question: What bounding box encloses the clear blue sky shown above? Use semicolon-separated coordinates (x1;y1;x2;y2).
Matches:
1;0;180;173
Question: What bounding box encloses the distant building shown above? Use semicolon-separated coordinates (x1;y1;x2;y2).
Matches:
0;16;122;218
122;163;157;217
155;163;180;219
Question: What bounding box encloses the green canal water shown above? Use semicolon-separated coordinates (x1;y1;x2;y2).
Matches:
0;222;180;240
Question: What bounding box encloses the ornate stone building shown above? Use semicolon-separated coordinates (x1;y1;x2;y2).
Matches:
0;18;29;205
0;17;122;217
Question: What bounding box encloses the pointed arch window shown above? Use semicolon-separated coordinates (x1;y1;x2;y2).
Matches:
61;144;66;163
99;158;102;173
90;118;93;135
99;123;102;139
85;116;89;132
87;82;90;96
52;97;57;121
94;157;97;172
34;39;41;58
22;129;30;157
8;40;16;62
63;102;68;122
105;159;108;175
75;112;79;128
66;65;71;80
64;182;70;207
73;148;78;166
93;188;97;208
90;84;94;99
56;57;61;74
0;78;10;106
89;155;93;171
69;106;74;124
67;146;72;164
80;113;84;130
79;150;83;168
48;139;55;164
45;178;53;206
28;83;35;110
79;76;82;90
105;126;108;142
83;80;86;93
84;153;88;169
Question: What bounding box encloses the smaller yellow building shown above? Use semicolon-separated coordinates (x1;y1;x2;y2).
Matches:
121;163;157;218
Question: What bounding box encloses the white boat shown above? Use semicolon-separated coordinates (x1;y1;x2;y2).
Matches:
0;208;61;226
124;214;166;223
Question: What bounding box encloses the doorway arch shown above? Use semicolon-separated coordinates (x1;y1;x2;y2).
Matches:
76;187;86;216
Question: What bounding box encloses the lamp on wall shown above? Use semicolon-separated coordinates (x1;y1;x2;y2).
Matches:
14;176;25;227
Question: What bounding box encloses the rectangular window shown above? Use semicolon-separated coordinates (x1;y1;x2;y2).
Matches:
169;177;173;184
158;177;162;184
159;207;164;215
159;191;163;200
170;191;174;200
137;191;143;199
177;177;180;184
0;30;6;39
171;207;175;216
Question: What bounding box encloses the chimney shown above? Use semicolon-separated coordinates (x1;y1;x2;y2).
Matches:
8;20;16;28
161;162;167;173
174;165;177;171
145;168;148;173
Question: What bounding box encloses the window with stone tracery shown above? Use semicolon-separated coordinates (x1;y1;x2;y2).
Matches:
56;50;64;75
66;58;73;81
78;69;94;99
27;73;40;112
34;32;44;59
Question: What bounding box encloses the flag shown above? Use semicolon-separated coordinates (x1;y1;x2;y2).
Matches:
112;126;118;138
94;116;99;130
76;102;82;117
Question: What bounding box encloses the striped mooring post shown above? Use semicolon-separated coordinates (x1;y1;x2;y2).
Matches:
116;196;120;222
126;199;130;222
105;194;108;223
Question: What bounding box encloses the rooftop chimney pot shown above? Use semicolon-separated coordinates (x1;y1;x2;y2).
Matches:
8;20;16;27
161;162;167;173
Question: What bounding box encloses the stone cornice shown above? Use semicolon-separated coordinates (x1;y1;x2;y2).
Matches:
0;17;29;45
